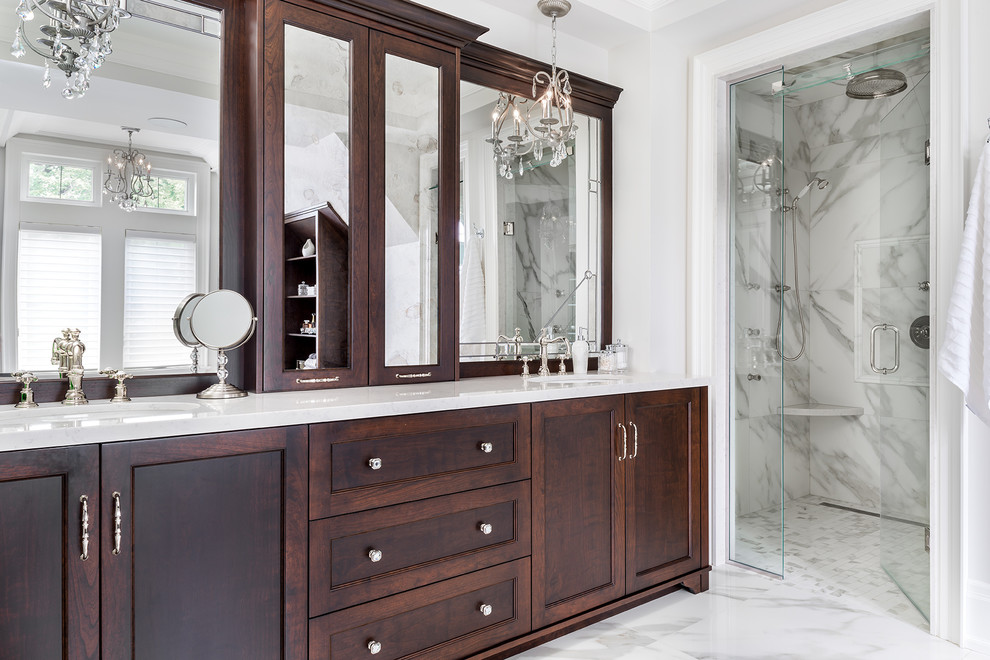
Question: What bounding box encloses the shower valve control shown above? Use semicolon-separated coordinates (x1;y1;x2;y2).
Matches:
747;374;762;381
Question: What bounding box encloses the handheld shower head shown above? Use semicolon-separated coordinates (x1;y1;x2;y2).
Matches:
792;177;829;204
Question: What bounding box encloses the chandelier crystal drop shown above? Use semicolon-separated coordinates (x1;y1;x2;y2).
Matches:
487;0;576;180
10;0;130;99
103;127;155;212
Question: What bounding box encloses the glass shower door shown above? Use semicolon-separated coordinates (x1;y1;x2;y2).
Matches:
729;68;786;576
876;72;932;621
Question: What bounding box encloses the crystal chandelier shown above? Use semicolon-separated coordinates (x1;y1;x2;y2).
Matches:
104;127;155;211
9;0;129;99
488;0;576;180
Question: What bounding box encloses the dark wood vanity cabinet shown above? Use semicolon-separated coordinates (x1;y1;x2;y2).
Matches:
0;446;100;660
0;386;706;659
0;428;307;660
532;388;709;629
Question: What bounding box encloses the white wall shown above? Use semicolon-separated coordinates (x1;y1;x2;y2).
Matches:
961;0;990;650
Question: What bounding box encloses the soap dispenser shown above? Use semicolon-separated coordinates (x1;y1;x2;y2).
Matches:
572;328;589;375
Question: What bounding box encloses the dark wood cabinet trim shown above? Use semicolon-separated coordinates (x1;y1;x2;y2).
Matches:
281;0;486;50
461;42;622;110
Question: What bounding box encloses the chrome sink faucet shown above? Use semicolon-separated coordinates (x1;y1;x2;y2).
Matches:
537;328;571;377
52;328;88;405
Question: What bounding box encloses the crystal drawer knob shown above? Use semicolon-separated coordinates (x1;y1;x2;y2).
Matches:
368;549;383;563
368;457;382;470
479;603;493;616
480;442;493;453
367;640;382;654
479;523;493;535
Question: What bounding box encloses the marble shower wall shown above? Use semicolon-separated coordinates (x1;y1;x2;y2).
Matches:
794;71;931;522
732;67;931;523
497;161;576;342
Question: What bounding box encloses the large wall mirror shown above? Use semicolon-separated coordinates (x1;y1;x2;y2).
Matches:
0;0;235;397
458;43;620;375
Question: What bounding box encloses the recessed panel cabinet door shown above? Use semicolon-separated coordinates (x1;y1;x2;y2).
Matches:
100;427;307;660
0;446;99;660
532;396;625;628
624;388;708;593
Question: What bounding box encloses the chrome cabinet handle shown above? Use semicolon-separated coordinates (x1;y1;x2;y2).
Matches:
395;372;432;379
368;549;383;563
367;640;382;654
80;495;90;561
479;522;493;535
368;457;382;470
111;491;122;555
479;603;493;616
630;422;639;459
617;423;628;461
480;442;493;453
870;323;900;375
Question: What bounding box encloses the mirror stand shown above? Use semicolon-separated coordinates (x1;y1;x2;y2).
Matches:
198;349;246;399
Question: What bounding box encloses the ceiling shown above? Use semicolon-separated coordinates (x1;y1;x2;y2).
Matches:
0;4;221;166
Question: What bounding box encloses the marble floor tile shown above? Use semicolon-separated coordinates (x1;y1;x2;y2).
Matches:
511;563;984;660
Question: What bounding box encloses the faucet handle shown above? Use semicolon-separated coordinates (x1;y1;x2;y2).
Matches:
101;369;133;403
520;356;534;378
11;372;39;409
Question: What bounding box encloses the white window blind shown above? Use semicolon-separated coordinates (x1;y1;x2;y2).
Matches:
123;230;197;368
16;225;102;371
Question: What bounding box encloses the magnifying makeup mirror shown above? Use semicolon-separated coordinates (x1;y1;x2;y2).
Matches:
172;293;205;372
173;289;257;399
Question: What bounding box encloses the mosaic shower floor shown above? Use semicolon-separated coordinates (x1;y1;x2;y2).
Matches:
734;494;930;629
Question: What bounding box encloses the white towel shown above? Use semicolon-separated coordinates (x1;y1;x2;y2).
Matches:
939;140;990;426
459;234;487;354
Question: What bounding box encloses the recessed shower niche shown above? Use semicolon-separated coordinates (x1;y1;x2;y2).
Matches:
728;29;932;627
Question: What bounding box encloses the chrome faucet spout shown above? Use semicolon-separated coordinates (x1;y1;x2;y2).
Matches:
58;328;88;405
537;328;572;376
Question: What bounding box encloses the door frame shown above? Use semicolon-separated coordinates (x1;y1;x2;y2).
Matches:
688;0;962;642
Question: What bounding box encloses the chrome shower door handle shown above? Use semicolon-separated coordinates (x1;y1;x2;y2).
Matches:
870;323;900;375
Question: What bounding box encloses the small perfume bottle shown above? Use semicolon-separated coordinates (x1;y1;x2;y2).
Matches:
298;281;308;296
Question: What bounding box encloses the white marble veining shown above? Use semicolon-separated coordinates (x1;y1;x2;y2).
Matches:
512;562;982;660
0;372;708;453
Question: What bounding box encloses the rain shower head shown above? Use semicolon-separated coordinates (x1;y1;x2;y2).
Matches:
845;68;908;99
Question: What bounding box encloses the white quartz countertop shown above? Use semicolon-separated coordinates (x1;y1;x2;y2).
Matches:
0;372;708;453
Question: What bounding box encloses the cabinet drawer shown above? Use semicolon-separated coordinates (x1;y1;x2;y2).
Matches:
311;405;530;517
309;558;531;660
311;481;530;615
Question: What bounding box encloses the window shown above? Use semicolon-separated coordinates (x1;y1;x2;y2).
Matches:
122;231;197;368
134;174;192;212
26;161;97;203
16;225;102;371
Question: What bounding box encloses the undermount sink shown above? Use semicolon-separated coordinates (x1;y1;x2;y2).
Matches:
0;401;205;431
526;374;626;385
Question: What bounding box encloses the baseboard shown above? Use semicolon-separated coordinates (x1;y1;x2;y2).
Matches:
964;579;990;654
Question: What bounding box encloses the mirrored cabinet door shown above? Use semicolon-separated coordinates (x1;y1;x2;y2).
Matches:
262;3;369;390
369;34;456;384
